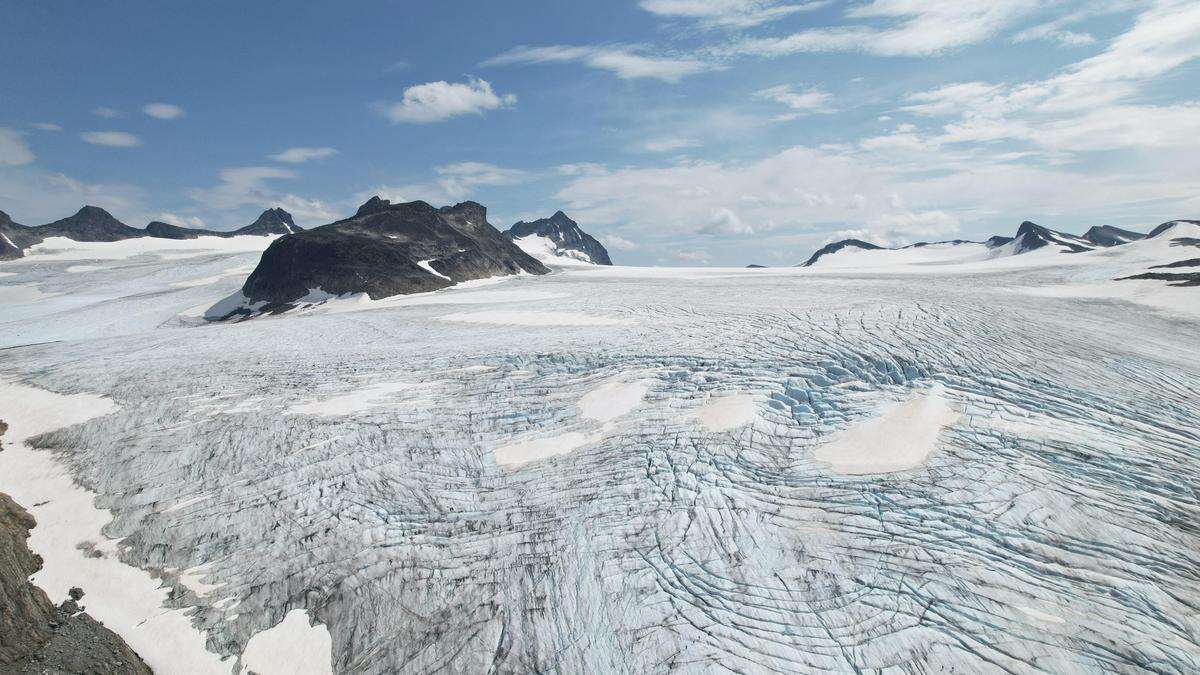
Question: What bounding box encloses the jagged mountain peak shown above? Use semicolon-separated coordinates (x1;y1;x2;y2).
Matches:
505;211;612;265
234;208;300;236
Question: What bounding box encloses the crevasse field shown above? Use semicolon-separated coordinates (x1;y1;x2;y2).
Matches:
1;234;1198;673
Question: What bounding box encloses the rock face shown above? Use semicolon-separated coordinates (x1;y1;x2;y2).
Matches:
217;198;549;318
0;211;41;261
1083;225;1145;247
1009;221;1096;254
799;239;883;267
33;206;146;242
0;423;151;674
144;221;223;240
505;211;612;265
233;208;300;236
1147;219;1200;238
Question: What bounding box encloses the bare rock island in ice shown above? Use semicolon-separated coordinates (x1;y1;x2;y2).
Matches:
209;197;550;319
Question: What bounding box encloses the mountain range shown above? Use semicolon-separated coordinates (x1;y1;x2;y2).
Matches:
800;220;1151;267
0;206;301;261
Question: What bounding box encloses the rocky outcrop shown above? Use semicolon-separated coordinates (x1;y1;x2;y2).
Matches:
1082;225;1145;247
0;422;151;674
212;198;549;318
505;211;612;265
232;208;300;236
1009;221;1095;254
799;239;883;267
0;212;41;261
144;221;223;240
33;206;146;243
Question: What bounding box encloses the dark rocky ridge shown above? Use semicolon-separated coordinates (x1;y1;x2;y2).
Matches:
505;211;612;265
0;206;301;259
0;211;41;261
1010;221;1095;254
799;239;883;267
1082;225;1145;247
33;206;147;242
0;422;152;674
234;208;300;236
221;198;549;318
1147;220;1200;238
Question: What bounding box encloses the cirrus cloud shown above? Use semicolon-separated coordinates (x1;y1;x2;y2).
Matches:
270;147;339;164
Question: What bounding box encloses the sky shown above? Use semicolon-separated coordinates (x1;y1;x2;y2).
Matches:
1;0;1198;266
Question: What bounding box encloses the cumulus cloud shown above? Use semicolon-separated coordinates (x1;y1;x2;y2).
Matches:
80;131;143;147
484;45;717;82
381;78;516;123
0;167;147;224
0;128;35;166
552;141;1200;250
639;0;829;28
270;147;339;163
143;102;185;119
601;234;637;251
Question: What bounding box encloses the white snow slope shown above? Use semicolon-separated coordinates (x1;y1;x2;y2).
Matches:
0;230;1197;673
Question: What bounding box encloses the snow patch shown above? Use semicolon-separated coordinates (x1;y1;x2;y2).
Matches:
417;259;452;281
0;380;232;674
695;393;757;431
579;379;653;422
813;383;960;475
239;609;333;675
440;310;631;327
287;381;416;416
493;432;593;467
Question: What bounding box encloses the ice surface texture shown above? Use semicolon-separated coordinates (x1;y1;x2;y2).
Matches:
0;243;1198;673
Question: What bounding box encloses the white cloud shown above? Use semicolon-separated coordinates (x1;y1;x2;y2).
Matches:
0;128;35;166
155;212;207;228
190;166;297;210
674;250;713;263
552;142;1200;249
601;234;637;251
898;0;1200;153
722;1;1044;57
143;102;186;120
92;106;124;119
270;147;339;163
381;78;516;123
639;0;829;28
80;131;143;147
359;161;531;207
484;45;717;82
273;194;341;223
31;122;62;132
0;168;146;225
641;137;701;153
753;84;834;113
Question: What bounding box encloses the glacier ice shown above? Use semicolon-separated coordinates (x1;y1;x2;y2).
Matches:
0;241;1198;673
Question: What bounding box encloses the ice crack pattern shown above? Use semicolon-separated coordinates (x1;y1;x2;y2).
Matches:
1;258;1197;673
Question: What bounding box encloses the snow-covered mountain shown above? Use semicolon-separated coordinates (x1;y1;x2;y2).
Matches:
208;198;549;319
505;211;612;265
801;220;1156;268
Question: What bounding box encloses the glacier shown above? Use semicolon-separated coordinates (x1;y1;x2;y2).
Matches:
0;232;1198;673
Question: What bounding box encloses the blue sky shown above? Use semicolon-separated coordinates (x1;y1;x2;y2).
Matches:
1;0;1198;265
